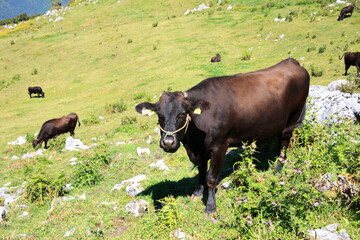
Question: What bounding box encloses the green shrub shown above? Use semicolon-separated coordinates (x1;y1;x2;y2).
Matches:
31;68;38;75
72;160;104;187
10;40;15;45
306;46;316;52
310;64;323;77
152;22;158;27
336;76;360;94
241;48;252;61
127;38;133;44
133;92;148;100
24;166;68;205
156;196;183;230
82;114;100;125
121;116;137;125
318;44;326;54
105;100;127;113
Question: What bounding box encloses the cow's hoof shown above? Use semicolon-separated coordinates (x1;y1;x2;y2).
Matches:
203;211;216;219
190;194;202;202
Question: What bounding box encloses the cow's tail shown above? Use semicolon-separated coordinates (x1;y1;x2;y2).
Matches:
339;53;345;60
78;116;81;127
295;103;306;128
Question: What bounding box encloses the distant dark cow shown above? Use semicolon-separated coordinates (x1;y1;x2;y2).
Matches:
338;4;355;21
28;86;45;98
136;58;309;214
339;52;360;75
211;53;221;62
33;113;81;149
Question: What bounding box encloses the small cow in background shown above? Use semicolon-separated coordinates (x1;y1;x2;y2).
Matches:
28;86;45;98
211;53;221;62
33;113;81;149
339;52;360;75
338;4;355;21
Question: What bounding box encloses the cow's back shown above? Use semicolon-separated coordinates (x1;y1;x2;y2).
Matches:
186;58;309;145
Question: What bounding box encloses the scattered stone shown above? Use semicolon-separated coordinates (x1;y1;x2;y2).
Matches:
170;228;186;240
3;182;11;187
116;142;126;146
184;3;209;15
91;137;97;141
137;147;150;156
65;137;89;151
126;182;144;197
307;223;351;240
125;199;149;217
150;159;170;172
111;174;146;191
227;5;233;10
7;136;26;145
99;116;104;120
54;16;64;22
222;181;231;189
21;211;29;217
64;184;73;191
80;193;86;200
64;228;76;237
11;155;19;161
308;81;360;124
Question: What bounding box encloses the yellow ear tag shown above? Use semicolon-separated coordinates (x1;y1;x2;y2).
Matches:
194;107;201;115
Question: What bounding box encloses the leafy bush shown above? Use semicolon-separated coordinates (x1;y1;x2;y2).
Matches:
127;38;133;44
241;48;253;61
24;165;68;204
156;196;183;230
307;46;316;52
318;44;326;54
31;68;38;75
310;64;323;77
133;92;148;100
121;116;137;125
72;160;104;187
336;76;360;94
82;114;100;125
105;100;127;113
152;22;158;27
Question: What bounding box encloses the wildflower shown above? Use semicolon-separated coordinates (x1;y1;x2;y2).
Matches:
242;145;246;149
251;142;256;149
280;181;284;186
246;215;251;220
263;220;267;224
268;221;273;227
292;189;297;194
320;201;323;204
211;216;218;223
273;202;277;207
313;202;319;206
297;169;302;174
280;152;285;158
315;138;319;141
87;230;91;236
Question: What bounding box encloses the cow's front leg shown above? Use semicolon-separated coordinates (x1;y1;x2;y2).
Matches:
205;144;227;215
191;161;207;201
44;140;48;149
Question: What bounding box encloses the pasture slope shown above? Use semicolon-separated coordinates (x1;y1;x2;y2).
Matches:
0;0;360;239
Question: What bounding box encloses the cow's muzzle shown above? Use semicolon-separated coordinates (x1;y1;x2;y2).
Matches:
160;135;178;152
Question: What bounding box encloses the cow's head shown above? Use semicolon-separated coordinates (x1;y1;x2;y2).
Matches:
135;91;210;153
32;139;39;149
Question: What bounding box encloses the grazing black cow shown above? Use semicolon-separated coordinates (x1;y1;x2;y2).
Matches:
135;58;309;214
339;52;360;75
28;86;45;98
338;4;355;21
33;113;81;149
211;53;221;62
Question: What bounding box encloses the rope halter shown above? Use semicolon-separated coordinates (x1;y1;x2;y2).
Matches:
158;114;191;137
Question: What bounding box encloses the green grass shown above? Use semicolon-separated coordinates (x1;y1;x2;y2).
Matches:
1;0;360;238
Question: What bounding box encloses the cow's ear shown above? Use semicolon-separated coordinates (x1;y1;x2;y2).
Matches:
135;102;157;116
190;100;211;115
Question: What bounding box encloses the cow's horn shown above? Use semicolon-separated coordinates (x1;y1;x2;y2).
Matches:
184;92;188;99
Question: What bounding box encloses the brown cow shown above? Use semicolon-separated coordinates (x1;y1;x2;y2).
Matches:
339;52;360;75
211;53;221;62
33;113;81;149
136;58;309;214
338;4;355;21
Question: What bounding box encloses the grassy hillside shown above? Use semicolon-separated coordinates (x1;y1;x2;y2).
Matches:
0;0;360;239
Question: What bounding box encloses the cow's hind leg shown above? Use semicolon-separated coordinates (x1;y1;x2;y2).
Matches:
44;140;49;149
205;144;228;215
344;64;350;75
